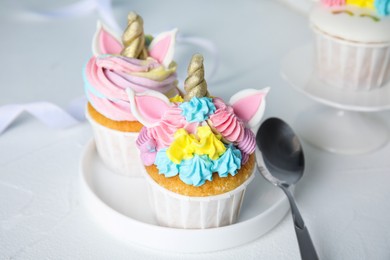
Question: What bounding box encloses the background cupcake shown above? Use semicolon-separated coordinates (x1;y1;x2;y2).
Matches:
127;54;269;228
310;0;390;91
83;12;180;176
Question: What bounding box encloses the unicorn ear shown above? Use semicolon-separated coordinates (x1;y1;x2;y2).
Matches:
229;87;270;129
126;88;172;127
92;21;123;56
148;29;177;67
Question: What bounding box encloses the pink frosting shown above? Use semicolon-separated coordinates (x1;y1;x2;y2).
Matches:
209;98;245;143
321;0;346;6
237;128;256;164
136;126;152;147
241;153;250;165
85;55;178;121
146;104;198;150
136;127;157;166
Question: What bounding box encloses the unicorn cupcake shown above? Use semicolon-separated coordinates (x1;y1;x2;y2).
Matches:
127;54;269;228
83;12;179;176
310;0;390;90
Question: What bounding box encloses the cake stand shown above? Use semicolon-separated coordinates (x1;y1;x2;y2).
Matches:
281;43;390;154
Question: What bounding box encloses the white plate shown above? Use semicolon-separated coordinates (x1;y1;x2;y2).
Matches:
80;139;290;253
281;43;390;112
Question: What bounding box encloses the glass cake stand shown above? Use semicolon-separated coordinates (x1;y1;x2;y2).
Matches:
281;43;390;154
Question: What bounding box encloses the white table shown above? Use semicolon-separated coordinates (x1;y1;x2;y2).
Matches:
1;0;390;259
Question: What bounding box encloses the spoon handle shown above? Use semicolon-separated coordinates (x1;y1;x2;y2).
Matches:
279;184;319;260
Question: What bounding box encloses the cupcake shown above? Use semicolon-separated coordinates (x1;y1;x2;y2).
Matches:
309;0;390;91
83;12;180;176
127;54;269;228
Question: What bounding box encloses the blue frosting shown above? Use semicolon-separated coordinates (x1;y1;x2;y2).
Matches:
212;144;242;177
179;97;216;123
179;154;213;186
375;0;390;16
154;148;179;177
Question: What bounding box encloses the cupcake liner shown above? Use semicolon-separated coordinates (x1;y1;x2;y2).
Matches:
142;167;256;229
312;27;390;91
86;111;144;177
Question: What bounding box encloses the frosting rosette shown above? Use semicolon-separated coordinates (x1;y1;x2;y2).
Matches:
208;97;245;143
375;0;390;15
179;97;216;122
146;105;198;150
237;128;257;164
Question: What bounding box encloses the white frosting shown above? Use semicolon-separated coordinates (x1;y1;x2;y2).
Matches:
309;4;390;43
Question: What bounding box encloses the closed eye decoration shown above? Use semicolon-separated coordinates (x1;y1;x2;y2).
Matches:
332;10;355;15
331;10;381;21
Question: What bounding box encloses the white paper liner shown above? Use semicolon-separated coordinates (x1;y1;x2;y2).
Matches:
142;167;256;229
86;111;144;177
312;27;390;91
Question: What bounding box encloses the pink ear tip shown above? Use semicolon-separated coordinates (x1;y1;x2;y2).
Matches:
229;87;270;127
148;29;177;67
126;89;172;128
93;21;123;56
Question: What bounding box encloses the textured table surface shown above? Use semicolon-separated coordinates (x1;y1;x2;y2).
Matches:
1;0;390;259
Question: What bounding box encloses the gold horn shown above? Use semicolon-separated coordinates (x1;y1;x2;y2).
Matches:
120;12;148;59
184;54;209;101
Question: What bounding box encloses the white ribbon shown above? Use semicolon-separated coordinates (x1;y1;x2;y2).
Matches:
0;0;221;135
0;97;86;135
30;0;121;32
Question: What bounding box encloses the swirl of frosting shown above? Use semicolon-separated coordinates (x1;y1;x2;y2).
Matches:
179;155;213;186
167;129;196;164
166;125;226;164
211;144;242;177
241;153;250;165
375;0;390;15
237;128;256;164
322;0;346;6
208;99;245;143
146;105;198;150
194;125;226;160
136;126;151;147
212;97;228;110
155;148;179;177
84;55;178;121
136;127;157;166
179;97;216;123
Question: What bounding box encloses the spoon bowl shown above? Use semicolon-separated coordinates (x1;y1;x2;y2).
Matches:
256;117;305;186
255;117;319;260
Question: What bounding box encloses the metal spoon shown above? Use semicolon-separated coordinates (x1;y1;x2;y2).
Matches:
255;117;319;260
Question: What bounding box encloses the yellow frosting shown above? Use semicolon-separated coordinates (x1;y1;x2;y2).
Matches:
194;125;226;160
346;0;374;9
166;126;226;164
169;95;184;103
167;129;196;164
131;60;177;81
